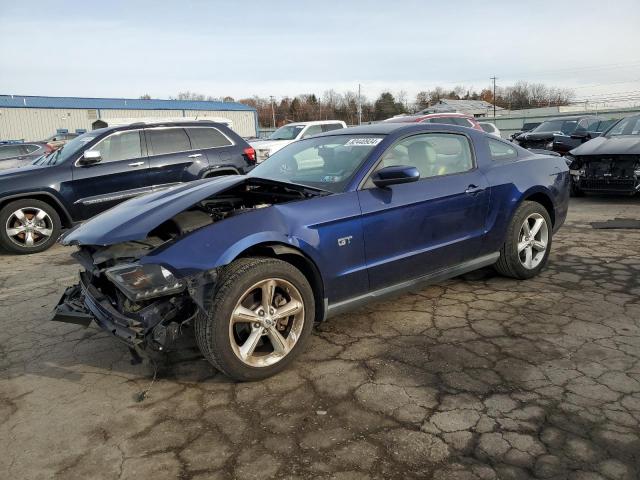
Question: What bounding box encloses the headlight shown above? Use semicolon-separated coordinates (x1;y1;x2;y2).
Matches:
105;263;186;301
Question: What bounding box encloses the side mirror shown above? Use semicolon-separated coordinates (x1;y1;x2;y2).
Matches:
372;165;420;188
79;150;101;165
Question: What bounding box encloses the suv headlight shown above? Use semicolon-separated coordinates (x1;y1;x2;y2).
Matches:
105;263;185;301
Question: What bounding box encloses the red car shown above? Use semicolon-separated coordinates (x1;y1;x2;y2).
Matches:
383;113;484;131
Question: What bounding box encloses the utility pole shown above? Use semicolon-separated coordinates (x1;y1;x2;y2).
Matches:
269;96;276;128
490;76;497;118
357;84;362;125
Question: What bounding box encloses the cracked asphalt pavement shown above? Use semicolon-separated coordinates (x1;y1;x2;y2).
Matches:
1;196;639;480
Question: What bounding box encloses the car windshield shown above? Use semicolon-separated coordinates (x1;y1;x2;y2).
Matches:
533;120;579;135
32;132;97;166
268;125;305;140
249;134;383;193
605;116;640;136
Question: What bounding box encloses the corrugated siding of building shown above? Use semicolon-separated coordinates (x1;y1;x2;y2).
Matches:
0;107;257;140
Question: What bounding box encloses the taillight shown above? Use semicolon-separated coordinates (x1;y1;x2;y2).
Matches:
243;147;256;163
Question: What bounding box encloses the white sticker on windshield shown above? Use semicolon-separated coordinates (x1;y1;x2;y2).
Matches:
344;137;382;146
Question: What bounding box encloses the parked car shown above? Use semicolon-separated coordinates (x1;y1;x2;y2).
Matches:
552;118;619;155
44;132;79;151
250;121;346;162
0;121;256;254
566;114;640;196
513;116;610;154
0;142;52;171
383;112;484;131
53;122;569;381
479;122;502;138
509;122;542;141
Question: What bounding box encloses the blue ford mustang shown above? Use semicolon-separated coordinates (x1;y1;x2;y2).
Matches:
53;123;569;381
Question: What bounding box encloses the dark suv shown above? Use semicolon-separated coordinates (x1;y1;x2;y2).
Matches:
0;121;256;254
513;116;614;154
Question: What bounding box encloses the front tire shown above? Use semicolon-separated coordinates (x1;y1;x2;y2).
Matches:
195;257;315;381
0;199;61;254
494;201;553;280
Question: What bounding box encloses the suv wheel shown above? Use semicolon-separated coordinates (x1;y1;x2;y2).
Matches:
0;199;61;254
494;201;552;279
195;257;315;381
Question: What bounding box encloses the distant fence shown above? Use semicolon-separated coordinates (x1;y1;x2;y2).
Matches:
481;105;640;138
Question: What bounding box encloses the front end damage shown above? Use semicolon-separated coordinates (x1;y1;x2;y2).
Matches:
52;238;219;352
569;155;640;194
51;177;324;353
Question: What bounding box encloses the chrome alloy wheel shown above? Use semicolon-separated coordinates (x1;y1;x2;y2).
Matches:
5;207;53;248
229;278;305;367
518;212;549;270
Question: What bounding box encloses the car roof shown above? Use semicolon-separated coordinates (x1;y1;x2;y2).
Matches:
313;122;477;137
384;112;475;123
102;120;231;133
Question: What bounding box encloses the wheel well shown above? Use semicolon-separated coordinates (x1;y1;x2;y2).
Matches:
203;168;239;178
236;243;326;323
523;192;555;226
0;194;72;228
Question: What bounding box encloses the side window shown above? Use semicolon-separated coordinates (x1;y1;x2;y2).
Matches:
427;117;448;125
454;118;474;128
186;127;233;149
322;123;344;132
375;133;473;180
0;145;22;160
301;125;324;138
488;138;518;161
87;131;142;162
147;128;191;155
24;144;41;154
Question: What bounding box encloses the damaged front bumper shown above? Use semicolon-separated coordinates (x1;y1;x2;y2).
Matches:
52;271;198;350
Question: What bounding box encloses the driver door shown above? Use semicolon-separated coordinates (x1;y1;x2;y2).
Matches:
357;132;490;291
72;130;151;219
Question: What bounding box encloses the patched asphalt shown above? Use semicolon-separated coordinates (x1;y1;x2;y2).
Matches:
1;196;639;480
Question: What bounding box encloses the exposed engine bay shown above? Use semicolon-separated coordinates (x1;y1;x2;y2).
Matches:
569;155;640;194
81;179;324;268
54;179;326;352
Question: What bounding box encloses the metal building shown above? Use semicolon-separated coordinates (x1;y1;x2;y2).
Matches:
0;95;258;141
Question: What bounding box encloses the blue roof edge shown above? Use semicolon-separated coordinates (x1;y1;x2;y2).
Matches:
0;95;256;112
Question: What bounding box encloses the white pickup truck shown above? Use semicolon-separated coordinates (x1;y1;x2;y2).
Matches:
250;120;347;162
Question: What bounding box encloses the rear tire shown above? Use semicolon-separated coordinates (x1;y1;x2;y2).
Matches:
0;199;61;254
494;201;552;280
195;257;315;381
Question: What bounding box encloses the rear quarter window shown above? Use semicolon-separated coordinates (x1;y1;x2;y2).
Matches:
488;138;518;161
186;127;233;149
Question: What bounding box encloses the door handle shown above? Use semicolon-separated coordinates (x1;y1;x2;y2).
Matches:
128;161;144;167
187;153;203;158
465;184;485;194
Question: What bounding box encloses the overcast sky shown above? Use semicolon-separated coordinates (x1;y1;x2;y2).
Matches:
1;0;639;104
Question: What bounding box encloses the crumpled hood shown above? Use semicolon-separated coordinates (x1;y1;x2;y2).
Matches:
570;135;640;156
62;175;249;246
517;132;557;142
